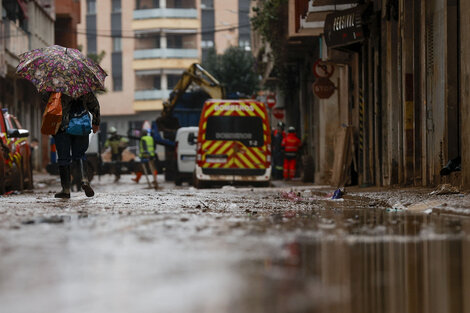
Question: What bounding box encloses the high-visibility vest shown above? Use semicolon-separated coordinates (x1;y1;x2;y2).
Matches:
282;133;301;153
139;135;155;157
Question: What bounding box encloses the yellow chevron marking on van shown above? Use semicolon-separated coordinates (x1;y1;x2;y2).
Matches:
252;147;266;162
202;140;212;150
219;142;232;154
234;158;245;168
207;141;223;155
204;102;220;118
247;148;264;164
251;102;265;120
237;154;254;168
240;102;256;117
223;157;234;168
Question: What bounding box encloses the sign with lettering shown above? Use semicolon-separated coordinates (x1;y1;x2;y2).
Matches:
313;78;336;99
324;5;367;48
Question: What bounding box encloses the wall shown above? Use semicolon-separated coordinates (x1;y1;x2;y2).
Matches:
214;0;238;53
78;0;135;116
461;0;470;189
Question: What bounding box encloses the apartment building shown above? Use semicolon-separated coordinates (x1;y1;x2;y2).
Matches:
78;0;251;134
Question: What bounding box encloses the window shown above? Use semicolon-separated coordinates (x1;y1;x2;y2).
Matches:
113;76;123;91
112;0;121;12
87;0;96;14
201;0;214;9
206;116;264;147
113;38;122;52
167;75;180;89
153;76;161;89
167;35;183;49
136;0;159;10
201;40;214;48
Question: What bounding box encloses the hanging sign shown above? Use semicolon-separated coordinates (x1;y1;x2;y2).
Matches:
266;94;276;108
272;107;285;120
313;78;336;99
324;5;367;48
313;59;335;78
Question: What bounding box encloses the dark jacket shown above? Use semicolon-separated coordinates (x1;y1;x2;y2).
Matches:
41;92;100;131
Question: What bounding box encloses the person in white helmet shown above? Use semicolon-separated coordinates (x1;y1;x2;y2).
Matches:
104;126;128;182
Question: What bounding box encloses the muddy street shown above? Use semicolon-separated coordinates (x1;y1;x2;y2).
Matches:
1;175;470;313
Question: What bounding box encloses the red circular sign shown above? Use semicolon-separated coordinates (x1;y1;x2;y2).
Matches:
313;59;335;78
272;107;284;119
313;78;336;99
266;94;276;108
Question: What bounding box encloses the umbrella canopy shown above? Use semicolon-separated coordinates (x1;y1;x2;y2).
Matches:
16;45;107;98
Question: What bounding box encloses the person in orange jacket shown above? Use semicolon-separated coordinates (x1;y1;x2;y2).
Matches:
281;126;302;180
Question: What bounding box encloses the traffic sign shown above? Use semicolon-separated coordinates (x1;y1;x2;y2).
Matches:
266;94;276;108
313;59;335;78
313;77;336;99
272;107;285;119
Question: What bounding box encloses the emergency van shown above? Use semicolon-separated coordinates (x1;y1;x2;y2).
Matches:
194;100;271;188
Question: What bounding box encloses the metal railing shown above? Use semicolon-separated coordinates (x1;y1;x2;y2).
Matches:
133;8;197;20
135;89;171;100
134;48;198;59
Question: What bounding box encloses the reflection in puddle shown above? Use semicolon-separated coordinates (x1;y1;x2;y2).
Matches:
243;209;470;313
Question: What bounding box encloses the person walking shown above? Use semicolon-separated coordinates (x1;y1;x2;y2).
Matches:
281;126;301;180
104;126;128;182
272;122;286;180
41;92;100;198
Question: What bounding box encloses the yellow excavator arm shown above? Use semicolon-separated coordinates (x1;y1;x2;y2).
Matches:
164;63;226;113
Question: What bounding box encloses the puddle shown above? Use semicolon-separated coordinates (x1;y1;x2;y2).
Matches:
235;205;470;313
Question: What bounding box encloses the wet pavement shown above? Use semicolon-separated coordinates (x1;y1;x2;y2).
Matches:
1;174;469;313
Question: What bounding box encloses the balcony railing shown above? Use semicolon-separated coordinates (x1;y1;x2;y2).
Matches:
135;89;171;100
133;8;197;20
3;19;29;58
134;48;198;59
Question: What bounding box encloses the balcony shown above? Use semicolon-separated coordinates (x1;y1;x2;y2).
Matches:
134;48;198;59
135;89;171;100
134;8;197;20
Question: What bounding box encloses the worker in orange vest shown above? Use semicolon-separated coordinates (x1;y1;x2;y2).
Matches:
281;126;302;180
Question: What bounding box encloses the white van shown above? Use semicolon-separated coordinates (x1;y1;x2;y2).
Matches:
174;126;198;185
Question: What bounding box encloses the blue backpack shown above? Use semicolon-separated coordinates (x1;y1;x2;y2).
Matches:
66;100;91;136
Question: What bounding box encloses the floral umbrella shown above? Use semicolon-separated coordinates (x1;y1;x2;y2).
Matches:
16;45;107;98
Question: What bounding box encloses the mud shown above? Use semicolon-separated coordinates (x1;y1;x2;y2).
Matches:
0;174;469;313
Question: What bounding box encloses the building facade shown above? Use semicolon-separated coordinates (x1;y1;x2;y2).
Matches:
253;0;470;189
0;0;55;169
78;0;251;135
